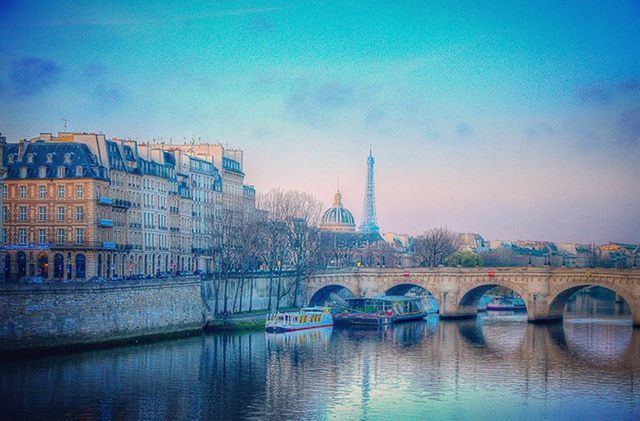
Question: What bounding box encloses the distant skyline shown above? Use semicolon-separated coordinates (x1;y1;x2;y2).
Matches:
1;1;639;244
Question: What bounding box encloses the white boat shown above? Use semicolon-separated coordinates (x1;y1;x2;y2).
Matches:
265;307;334;333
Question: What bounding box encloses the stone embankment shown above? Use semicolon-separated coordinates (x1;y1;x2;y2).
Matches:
0;277;204;353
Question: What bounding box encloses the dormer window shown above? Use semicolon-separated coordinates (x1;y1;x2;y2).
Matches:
46;153;53;163
63;153;71;164
38;166;47;178
7;154;14;164
19;167;27;179
76;166;84;177
57;166;66;178
26;153;34;163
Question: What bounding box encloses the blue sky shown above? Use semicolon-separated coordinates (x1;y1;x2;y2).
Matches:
1;1;639;243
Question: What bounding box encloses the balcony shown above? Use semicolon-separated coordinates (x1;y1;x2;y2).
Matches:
97;196;113;206
113;199;132;209
98;219;114;228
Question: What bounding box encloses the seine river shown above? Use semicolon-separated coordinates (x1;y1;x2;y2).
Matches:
1;294;639;420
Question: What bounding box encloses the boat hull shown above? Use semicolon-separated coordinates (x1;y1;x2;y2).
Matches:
265;323;333;333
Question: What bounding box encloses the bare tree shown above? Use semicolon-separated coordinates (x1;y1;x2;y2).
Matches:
412;227;461;267
257;189;323;309
358;240;399;268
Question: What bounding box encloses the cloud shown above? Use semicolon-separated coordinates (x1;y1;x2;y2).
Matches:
525;123;555;140
286;80;357;127
575;78;639;105
93;84;126;110
618;106;640;146
456;123;473;138
248;18;275;34
83;63;107;80
10;57;61;96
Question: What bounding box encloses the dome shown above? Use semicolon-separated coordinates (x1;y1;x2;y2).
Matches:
320;190;356;233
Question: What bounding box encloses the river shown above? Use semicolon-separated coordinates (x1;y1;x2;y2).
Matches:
1;292;639;420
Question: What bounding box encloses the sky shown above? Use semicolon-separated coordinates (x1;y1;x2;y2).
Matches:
0;0;639;244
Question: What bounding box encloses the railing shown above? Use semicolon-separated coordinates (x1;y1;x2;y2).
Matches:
113;199;132;209
98;219;113;228
97;196;113;206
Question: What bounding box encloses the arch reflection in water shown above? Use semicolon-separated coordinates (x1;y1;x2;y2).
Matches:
1;320;639;419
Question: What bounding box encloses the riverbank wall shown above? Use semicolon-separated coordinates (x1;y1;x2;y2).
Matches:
201;272;300;318
0;277;204;352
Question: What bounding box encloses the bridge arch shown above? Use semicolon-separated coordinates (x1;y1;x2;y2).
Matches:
384;283;441;312
546;281;636;323
456;281;531;319
308;284;356;306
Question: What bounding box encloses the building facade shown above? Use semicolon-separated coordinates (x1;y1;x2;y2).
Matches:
1;132;254;282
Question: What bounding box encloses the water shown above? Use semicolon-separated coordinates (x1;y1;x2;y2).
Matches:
1;304;639;419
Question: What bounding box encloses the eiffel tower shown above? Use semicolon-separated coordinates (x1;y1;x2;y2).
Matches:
359;148;379;234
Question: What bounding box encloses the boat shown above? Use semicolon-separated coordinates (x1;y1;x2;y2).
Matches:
486;296;515;311
485;296;527;311
265;307;333;333
477;295;494;312
333;296;432;326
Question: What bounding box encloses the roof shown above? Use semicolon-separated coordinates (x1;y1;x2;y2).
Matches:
3;140;108;180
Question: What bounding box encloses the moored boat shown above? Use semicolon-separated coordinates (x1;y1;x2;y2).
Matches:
333;296;432;326
265;307;333;333
486;296;515;311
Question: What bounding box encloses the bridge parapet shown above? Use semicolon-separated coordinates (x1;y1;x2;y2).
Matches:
306;268;640;327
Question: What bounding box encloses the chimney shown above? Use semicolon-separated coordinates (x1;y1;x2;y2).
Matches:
17;138;30;161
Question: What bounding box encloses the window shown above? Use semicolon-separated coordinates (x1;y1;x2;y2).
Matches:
38;229;47;243
76;184;84;198
27;153;34;163
57;167;65;178
1;186;6;199
19;186;27;198
75;228;84;244
56;229;65;244
75;206;84;222
38;166;47;178
1;229;6;244
19;206;27;221
46;153;53;163
57;207;65;222
7;154;14;164
38;185;46;199
19;228;27;244
63;153;71;164
1;207;7;222
20;167;27;179
38;206;47;222
57;185;65;199
76;166;84;177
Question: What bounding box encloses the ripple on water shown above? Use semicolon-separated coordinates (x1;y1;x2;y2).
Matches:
0;315;639;420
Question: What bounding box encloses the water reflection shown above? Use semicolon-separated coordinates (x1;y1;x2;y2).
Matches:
1;314;639;419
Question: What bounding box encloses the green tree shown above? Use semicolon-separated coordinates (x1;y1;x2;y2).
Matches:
447;250;482;267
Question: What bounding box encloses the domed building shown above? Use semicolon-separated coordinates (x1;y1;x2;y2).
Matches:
320;190;356;233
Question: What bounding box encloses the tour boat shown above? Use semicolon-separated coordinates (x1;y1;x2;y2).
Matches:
333;296;432;326
265;307;333;333
485;296;527;311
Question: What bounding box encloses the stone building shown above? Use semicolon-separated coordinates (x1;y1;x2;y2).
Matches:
1;132;255;281
320;190;356;233
2;138;111;281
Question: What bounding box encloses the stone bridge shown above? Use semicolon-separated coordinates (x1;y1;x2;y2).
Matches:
306;267;640;327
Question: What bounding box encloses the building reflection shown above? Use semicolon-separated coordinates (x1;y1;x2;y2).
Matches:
1;313;639;419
